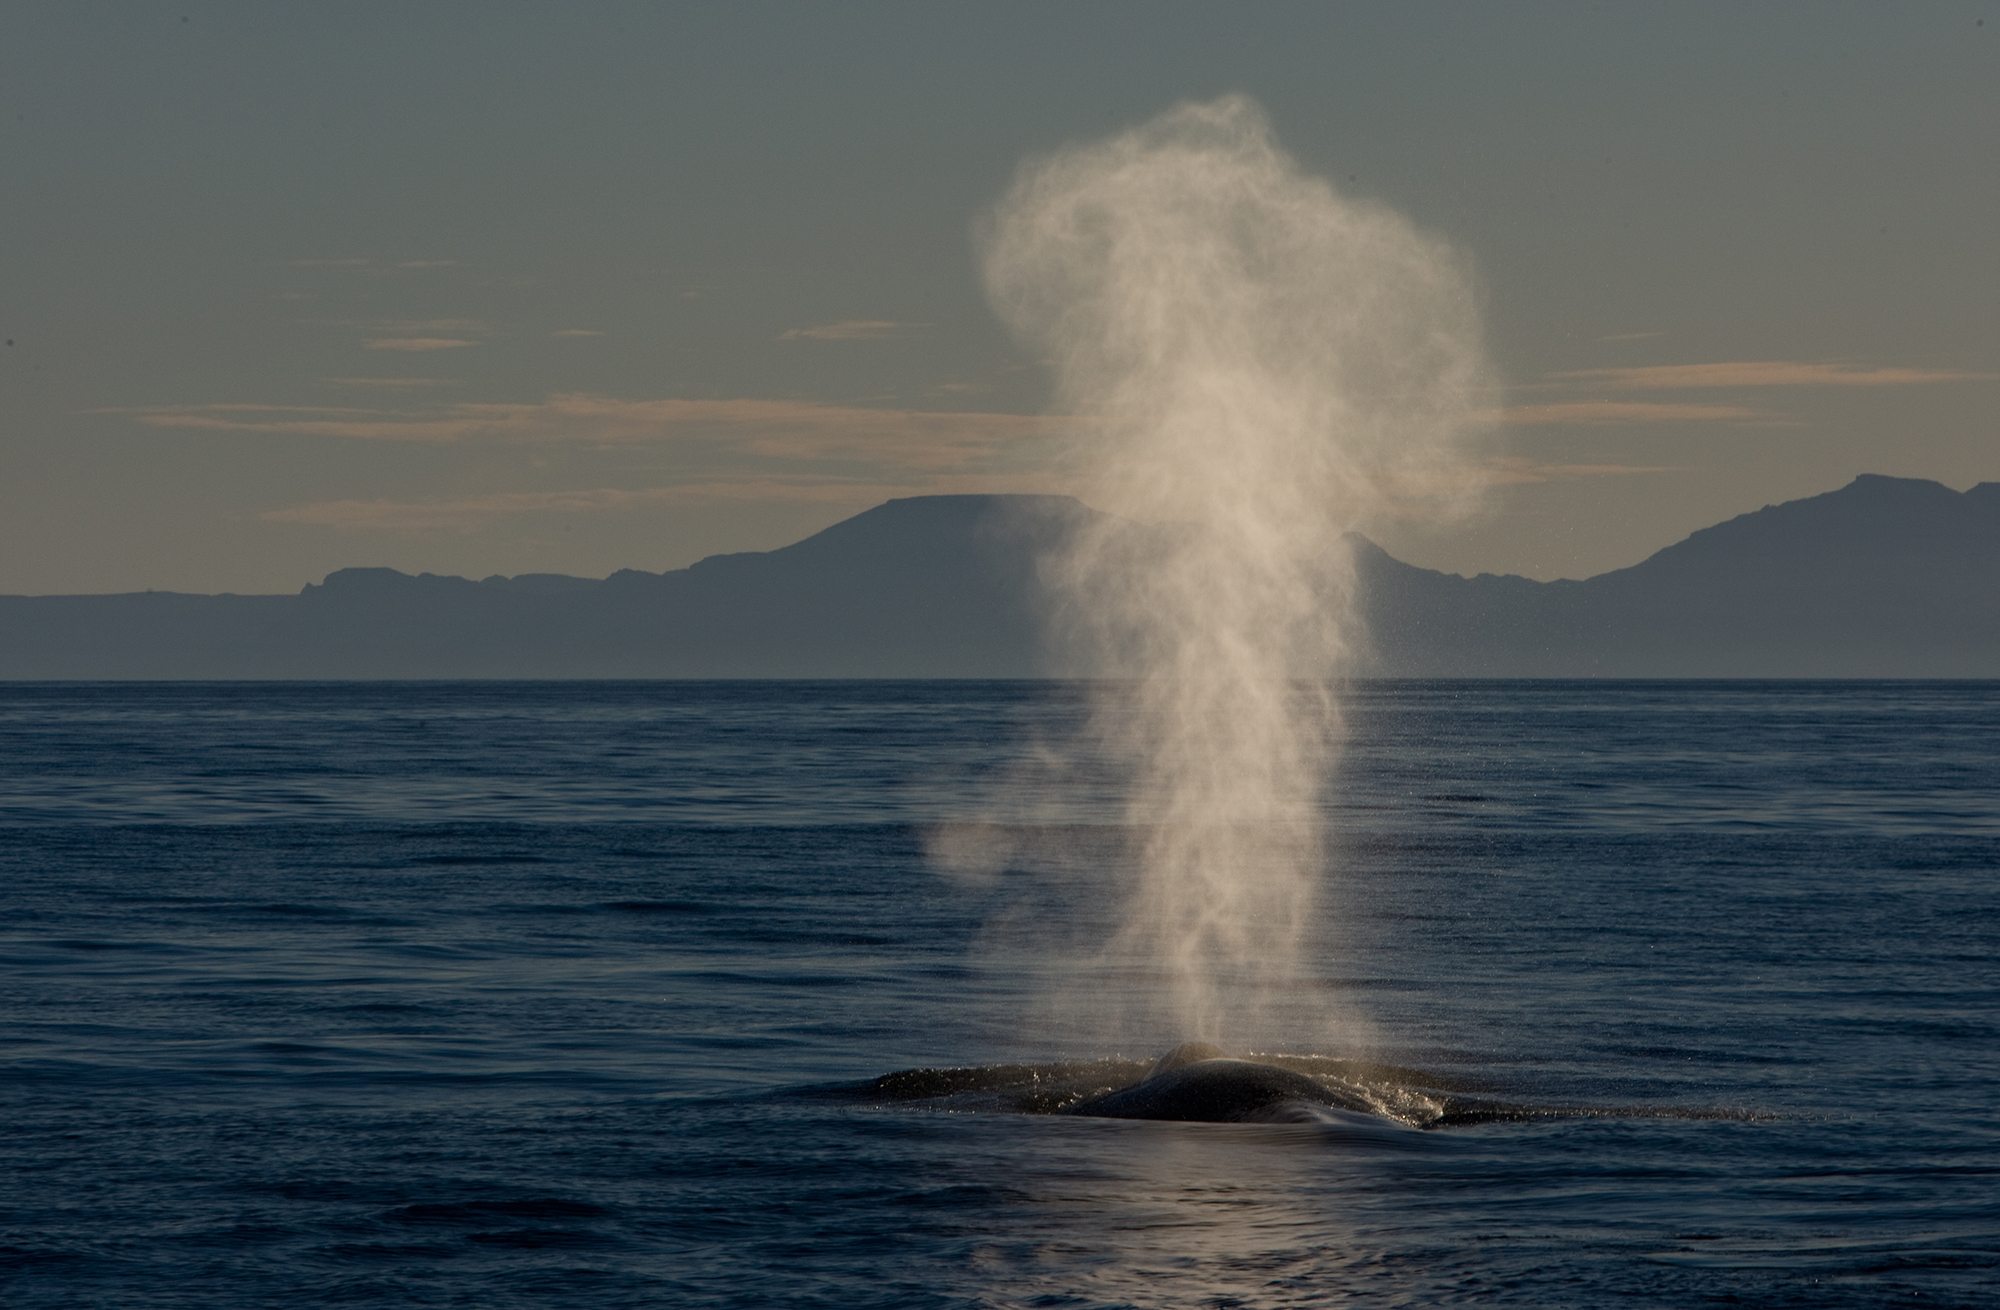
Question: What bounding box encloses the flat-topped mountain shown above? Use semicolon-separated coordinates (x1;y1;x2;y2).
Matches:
2;476;1995;677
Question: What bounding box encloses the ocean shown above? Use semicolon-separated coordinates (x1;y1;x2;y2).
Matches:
2;680;1995;1308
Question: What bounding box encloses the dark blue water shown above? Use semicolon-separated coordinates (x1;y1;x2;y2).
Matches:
2;681;1995;1307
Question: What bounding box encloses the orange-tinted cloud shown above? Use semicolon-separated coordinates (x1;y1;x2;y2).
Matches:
1484;457;1677;485
371;318;488;333
121;394;1072;470
326;376;456;390
1553;361;1997;390
363;337;477;352
1496;401;1789;427
261;488;667;530
260;472;1071;533
779;319;924;341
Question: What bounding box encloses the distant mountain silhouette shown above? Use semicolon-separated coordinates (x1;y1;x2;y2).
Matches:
0;495;1087;679
2;476;1995;678
1359;474;2000;676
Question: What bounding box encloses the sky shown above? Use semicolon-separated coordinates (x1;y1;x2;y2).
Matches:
3;1;1995;594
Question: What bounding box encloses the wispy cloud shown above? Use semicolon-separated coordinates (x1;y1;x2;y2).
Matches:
1552;361;1998;390
119;394;1071;469
262;487;683;531
552;328;605;338
326;376;456;390
370;317;489;334
115;403;480;442
112;403;384;416
260;472;1069;533
334;317;492;353
1499;355;1999;428
779;319;926;342
1496;401;1791;427
1485;457;1677;485
363;337;478;353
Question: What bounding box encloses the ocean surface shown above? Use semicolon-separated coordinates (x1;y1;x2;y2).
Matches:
2;680;1996;1308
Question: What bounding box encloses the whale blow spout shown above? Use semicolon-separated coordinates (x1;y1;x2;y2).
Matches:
1064;1045;1374;1124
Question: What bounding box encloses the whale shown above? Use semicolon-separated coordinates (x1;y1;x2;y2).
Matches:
1061;1042;1378;1124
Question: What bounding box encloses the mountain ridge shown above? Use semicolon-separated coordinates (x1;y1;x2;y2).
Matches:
3;476;1995;678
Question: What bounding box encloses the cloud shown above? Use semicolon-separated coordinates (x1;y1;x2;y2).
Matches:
262;487;683;531
363;337;478;352
372;317;489;334
120;394;1072;469
779;319;926;341
345;317;490;353
1496;355;1996;427
552;328;605;338
1496;401;1791;427
260;472;1070;533
118;403;482;442
108;403;383;416
1485;457;1677;485
326;376;456;390
1552;361;1999;390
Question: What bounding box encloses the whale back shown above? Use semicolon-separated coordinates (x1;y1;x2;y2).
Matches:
1148;1041;1229;1076
1066;1052;1372;1123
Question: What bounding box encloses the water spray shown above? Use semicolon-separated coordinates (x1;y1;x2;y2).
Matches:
980;96;1489;1046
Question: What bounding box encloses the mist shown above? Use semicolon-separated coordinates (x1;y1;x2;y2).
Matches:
979;96;1490;1047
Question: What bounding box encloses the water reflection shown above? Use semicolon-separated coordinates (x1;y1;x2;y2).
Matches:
965;1119;1414;1308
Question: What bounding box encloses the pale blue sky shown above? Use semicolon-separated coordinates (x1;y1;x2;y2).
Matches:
4;2;1995;592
